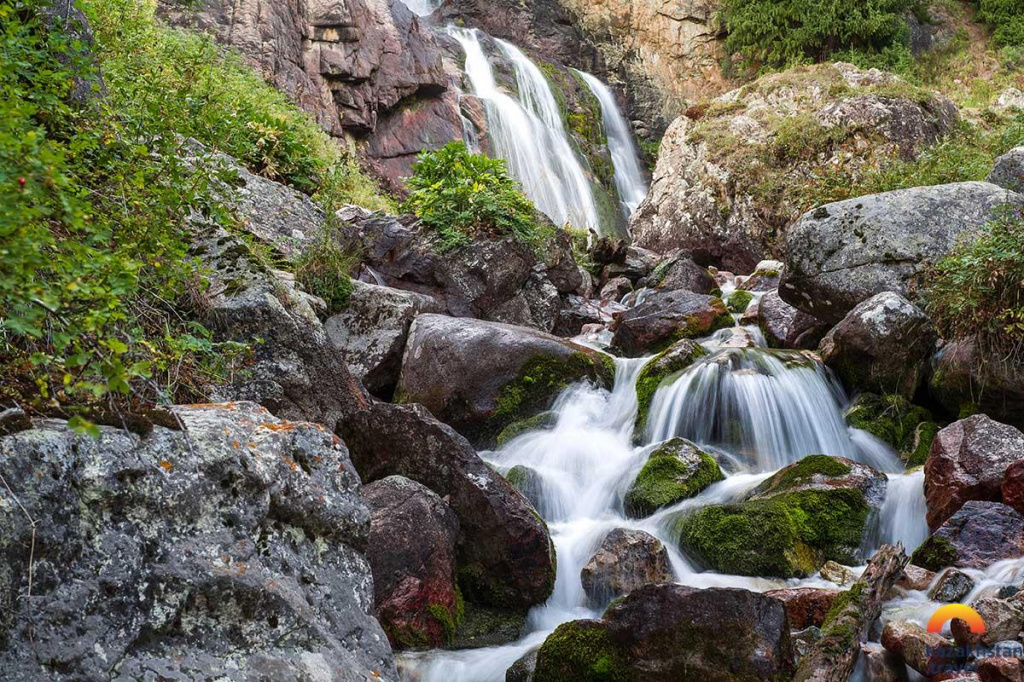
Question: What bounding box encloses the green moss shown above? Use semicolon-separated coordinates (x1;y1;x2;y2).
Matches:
496;412;557;447
754;454;851;497
533;620;633;682
654;305;734;354
910;536;958;572
675;488;870;578
427;587;465;646
905;421;939;468
634;342;708;435
448;603;528;650
845;394;935;466
624;440;724;518
725;289;755;314
488;351;613;445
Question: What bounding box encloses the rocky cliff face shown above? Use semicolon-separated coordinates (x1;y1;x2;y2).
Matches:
158;0;464;183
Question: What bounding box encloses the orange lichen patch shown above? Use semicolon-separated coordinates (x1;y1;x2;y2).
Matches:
246;442;256;448
233;440;240;449
282;455;299;472
159;460;174;473
259;421;302;432
185;402;240;410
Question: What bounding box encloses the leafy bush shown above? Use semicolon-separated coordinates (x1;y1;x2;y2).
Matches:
402;142;553;252
975;0;1024;49
294;234;358;315
923;210;1024;356
721;0;920;70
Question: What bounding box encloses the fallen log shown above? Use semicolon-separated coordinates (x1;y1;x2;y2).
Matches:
793;543;909;682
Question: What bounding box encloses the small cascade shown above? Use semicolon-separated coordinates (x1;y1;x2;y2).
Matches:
874;469;930;552
576;71;649;220
645;348;874;471
399;0;441;16
448;28;602;233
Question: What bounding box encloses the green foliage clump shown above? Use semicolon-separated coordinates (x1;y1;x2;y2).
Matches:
922;211;1024;359
975;0;1024;49
845;393;936;466
403;142;553;253
624;440;724;518
675;488;870;578
533;620;633;682
496;413;556;447
720;0;919;71
726;289;755;314
754;454;852;497
294;233;358;316
910;535;958;571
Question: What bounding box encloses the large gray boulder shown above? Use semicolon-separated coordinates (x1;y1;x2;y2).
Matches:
337;402;556;609
988;147;1024;193
781;182;1024;323
395;314;612;445
326;280;442;398
0;402;395;681
818;292;937;398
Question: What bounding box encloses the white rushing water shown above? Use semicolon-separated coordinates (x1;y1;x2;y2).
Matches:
448;28;603;233
401;305;934;682
576;71;649;220
400;0;442;16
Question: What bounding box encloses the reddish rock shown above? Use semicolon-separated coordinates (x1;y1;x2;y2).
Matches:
912;501;1024;571
610;289;732;356
757;290;828;350
974;596;1024;647
924;415;1024;530
979;657;1024;682
881;620;954;677
897;564;936;591
600;277;633;302
764;587;839;630
580;529;672;605
1002;460;1024;515
859;642;909;682
364;476;460;648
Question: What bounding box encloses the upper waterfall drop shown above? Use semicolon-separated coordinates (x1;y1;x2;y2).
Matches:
576;71;649;220
399;0;441;16
448;28;603;234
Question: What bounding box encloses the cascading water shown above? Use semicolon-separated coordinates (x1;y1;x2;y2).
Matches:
448;28;602;233
576;71;649;220
400;0;442;16
400;305;932;682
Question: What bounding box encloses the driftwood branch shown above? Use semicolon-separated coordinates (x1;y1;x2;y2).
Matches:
793;543;909;682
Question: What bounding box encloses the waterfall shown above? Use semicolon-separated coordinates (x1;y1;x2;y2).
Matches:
576;71;649;220
399;0;441;16
448;28;603;233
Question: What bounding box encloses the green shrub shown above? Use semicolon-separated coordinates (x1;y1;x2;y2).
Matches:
402;142;554;252
923;211;1024;355
720;0;920;70
294;233;358;315
975;0;1024;49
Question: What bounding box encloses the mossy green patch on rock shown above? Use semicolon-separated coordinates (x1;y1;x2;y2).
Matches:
496;412;557;448
726;289;755;313
624;439;724;518
910;535;958;572
753;454;851;497
675;488;870;578
634;341;707;435
533;620;633;682
905;421;940;468
447;602;528;650
489;351;613;446
845;393;935;467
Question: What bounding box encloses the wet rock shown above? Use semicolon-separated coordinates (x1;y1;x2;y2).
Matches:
552;295;625;337
881;620;954;677
1002;461;1024;516
449;603;526;650
624;438;723;518
859;641;910;682
725;289;755;314
792;627;823;665
364;476;460;650
337;402;556;608
924;415;1024;530
506;648;538;682
610;289;732;357
928;568;976;603
979;657;1024;682
988;147;1024;193
533;585;793;682
819;292;938;398
764;587;839;630
649;254;716;294
599;276;633;301
633;64;958;272
974;597;1024;647
845;393;936;467
739;261;784;292
677;456;884;578
634;339;707;434
757;290;828;350
580;529;673;605
929;338;1024;430
395;314;612;445
911;501;1024;572
820;561;859;586
325;280;442;397
897;564;936;591
0;403;395;681
781;182;1023;324
503;465;548;516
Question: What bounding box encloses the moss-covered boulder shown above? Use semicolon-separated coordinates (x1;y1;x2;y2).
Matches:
496;412;557;447
911;501;1024;572
610;290;732;357
676;455;885;578
533;584;794;681
634;339;707;434
725;289;754;314
625;439;724;518
446;603;527;650
504;464;547;516
845;393;936;467
396;314;614;446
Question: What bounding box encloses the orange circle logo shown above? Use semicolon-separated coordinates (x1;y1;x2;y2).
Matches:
926;604;987;634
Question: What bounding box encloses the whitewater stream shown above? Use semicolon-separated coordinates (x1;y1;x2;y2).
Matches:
400;304;939;681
